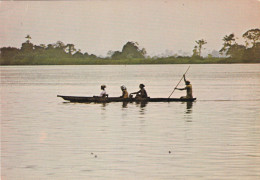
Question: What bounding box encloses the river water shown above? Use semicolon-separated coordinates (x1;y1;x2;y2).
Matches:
1;64;260;179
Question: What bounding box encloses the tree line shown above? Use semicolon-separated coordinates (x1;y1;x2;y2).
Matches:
0;28;259;65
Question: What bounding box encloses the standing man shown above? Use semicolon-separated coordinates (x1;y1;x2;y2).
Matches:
175;75;193;99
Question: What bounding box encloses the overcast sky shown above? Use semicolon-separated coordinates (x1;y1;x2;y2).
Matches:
0;0;259;56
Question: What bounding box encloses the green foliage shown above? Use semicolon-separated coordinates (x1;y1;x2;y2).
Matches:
219;29;260;62
243;28;260;47
111;41;146;59
0;47;20;65
0;30;259;66
21;42;34;52
193;39;207;57
65;44;76;55
227;44;246;60
73;51;84;58
207;54;213;58
219;33;236;55
192;46;199;57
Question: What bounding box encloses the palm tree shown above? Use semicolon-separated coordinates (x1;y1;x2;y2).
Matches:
65;44;76;55
219;33;236;55
25;35;32;43
195;39;207;57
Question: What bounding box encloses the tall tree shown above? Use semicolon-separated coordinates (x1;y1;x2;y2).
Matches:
54;41;67;56
192;45;199;57
112;41;146;59
21;35;33;52
243;29;260;61
55;41;66;50
219;33;246;60
25;35;32;43
65;44;76;55
194;39;207;57
243;28;260;47
219;33;236;55
227;44;246;60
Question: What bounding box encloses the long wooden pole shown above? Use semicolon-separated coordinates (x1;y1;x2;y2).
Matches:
168;66;190;98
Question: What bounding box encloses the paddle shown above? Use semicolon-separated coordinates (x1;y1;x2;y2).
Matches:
168;66;190;98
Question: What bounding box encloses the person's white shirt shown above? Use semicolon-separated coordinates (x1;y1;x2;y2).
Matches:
100;90;106;97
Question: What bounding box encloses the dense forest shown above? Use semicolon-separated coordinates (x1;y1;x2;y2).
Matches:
0;28;259;65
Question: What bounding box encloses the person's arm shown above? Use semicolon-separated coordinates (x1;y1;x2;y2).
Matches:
130;90;141;95
175;87;186;91
183;74;187;83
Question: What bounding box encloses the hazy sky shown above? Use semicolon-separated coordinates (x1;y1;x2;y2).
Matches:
0;0;259;56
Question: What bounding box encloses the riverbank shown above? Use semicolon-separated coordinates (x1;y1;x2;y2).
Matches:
1;57;259;65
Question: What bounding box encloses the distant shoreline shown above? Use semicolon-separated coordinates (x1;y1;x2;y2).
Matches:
0;57;259;66
2;29;259;65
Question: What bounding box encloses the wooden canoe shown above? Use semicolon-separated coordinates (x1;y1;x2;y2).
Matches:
57;95;196;103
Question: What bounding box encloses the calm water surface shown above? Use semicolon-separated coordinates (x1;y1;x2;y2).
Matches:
1;64;260;179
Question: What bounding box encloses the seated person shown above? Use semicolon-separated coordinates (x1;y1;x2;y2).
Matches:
130;84;148;98
100;85;108;97
120;85;129;98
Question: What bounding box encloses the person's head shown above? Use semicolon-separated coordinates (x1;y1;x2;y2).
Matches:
101;85;106;90
121;85;126;91
139;84;145;89
185;81;190;85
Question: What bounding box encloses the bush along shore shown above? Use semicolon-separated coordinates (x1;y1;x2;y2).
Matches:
1;29;259;65
1;57;258;66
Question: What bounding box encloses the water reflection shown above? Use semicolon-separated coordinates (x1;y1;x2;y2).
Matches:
138;101;148;108
136;101;148;116
122;101;128;108
186;102;193;114
183;102;194;122
3;65;260;180
121;101;148;110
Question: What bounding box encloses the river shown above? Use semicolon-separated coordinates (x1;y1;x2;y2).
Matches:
1;64;260;179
